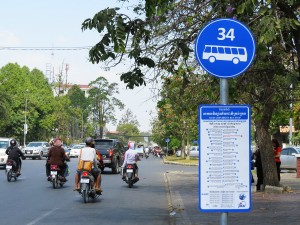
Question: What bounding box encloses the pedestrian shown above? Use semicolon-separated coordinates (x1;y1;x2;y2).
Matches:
253;147;263;191
272;138;281;182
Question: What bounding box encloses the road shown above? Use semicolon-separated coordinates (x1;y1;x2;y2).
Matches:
0;156;197;225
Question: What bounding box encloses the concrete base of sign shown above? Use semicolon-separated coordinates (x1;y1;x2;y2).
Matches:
264;185;284;193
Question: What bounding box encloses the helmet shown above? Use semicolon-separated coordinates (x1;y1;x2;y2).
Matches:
85;137;94;146
10;139;17;146
128;142;135;150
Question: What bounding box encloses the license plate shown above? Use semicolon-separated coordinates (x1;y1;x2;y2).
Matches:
6;165;12;169
103;159;111;163
80;178;89;183
50;171;57;175
127;169;133;173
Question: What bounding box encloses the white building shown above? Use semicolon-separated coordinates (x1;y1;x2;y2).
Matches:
52;84;92;97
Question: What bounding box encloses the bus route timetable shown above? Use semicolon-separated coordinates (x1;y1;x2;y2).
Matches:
198;105;251;212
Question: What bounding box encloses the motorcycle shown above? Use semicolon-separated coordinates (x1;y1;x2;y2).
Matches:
123;163;139;188
77;170;100;203
49;164;66;189
145;152;149;159
6;159;20;182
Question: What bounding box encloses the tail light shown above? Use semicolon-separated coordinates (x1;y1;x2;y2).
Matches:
50;165;59;170
127;164;133;169
82;171;89;177
109;149;113;157
7;161;12;165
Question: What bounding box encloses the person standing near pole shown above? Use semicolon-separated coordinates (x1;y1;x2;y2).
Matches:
272;138;282;182
253;147;263;191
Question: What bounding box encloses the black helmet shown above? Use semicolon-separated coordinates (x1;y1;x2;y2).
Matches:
85;137;94;146
10;139;17;146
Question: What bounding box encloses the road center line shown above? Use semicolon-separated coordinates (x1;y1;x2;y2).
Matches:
26;208;59;225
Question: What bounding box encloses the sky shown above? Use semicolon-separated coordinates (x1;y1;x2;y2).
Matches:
0;0;159;132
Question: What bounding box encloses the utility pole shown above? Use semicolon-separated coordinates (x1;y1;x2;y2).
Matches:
24;89;29;147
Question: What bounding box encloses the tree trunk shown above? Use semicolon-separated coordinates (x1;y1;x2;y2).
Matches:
255;119;279;187
181;135;185;159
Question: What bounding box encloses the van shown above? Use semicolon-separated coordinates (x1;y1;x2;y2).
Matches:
0;138;19;168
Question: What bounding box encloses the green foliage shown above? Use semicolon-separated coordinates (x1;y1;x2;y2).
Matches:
67;85;88;109
88;76;124;138
0;63;56;143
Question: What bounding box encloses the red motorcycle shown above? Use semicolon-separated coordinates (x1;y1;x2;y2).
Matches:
49;164;66;189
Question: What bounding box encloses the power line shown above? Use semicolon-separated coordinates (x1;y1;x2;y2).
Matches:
0;46;92;51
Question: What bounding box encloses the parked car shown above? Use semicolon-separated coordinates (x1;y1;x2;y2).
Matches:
176;149;182;157
94;139;125;174
280;146;300;171
22;141;50;160
0;137;20;167
69;145;83;158
190;146;199;158
176;146;199;157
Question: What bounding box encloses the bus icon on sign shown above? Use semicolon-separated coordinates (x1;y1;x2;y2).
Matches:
202;45;247;64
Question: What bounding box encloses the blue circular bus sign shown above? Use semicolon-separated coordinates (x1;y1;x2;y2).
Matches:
195;18;256;78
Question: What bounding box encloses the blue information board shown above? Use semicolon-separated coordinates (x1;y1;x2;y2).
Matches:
195;18;256;78
198;105;252;212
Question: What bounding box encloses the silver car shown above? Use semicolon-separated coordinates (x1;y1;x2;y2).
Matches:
22;142;50;160
280;147;300;171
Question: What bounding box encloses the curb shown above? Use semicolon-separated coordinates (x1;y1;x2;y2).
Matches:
163;158;198;166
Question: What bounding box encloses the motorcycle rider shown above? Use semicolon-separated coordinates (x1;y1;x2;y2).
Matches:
46;137;67;182
121;142;140;180
5;139;25;175
73;137;102;193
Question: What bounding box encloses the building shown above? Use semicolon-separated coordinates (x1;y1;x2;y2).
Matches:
52;84;92;97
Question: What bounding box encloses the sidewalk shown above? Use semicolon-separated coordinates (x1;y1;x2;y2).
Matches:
165;171;300;225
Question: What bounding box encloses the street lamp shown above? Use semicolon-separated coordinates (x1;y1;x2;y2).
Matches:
24;89;28;147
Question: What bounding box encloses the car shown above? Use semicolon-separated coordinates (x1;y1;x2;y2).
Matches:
176;146;199;157
280;146;300;171
176;149;182;157
189;146;199;157
0;137;20;167
69;145;83;158
94;138;125;174
62;144;70;156
22;141;50;160
190;147;199;158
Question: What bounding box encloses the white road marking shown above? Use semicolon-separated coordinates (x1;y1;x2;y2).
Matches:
26;208;59;225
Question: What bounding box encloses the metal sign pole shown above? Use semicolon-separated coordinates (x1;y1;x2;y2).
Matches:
220;79;229;104
195;18;255;223
220;78;228;225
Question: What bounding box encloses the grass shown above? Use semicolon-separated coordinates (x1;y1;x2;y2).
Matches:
165;155;199;165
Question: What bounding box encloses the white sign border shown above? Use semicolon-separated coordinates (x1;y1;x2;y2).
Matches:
198;104;252;212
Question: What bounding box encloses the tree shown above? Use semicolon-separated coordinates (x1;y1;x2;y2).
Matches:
0;84;11;122
88;76;124;138
82;0;300;187
67;84;88;109
67;84;89;140
118;108;140;127
0;63;56;143
117;109;141;143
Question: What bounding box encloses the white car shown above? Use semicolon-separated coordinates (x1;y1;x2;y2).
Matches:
0;138;18;167
69;145;83;158
189;146;199;157
176;146;199;157
280;146;300;171
22;141;50;160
